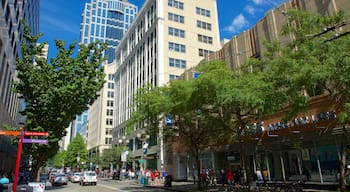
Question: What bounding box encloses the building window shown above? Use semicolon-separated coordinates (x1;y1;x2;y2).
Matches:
169;74;180;81
106;109;113;116
197;20;212;31
168;0;184;10
169;58;186;69
106;118;113;125
108;74;115;80
168;12;184;24
108;82;114;89
107;100;114;107
105;137;112;144
169;42;186;53
196;7;210;17
168;27;185;38
198;34;213;44
199;49;213;57
107;91;114;98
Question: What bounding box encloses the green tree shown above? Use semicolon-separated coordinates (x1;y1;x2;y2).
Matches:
100;146;124;169
50;150;67;168
14;24;107;180
65;134;87;170
128;61;277;190
256;10;350;191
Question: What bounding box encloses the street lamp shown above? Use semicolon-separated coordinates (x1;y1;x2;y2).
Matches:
118;136;129;180
137;133;150;171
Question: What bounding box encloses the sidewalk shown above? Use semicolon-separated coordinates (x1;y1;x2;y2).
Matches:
144;181;226;192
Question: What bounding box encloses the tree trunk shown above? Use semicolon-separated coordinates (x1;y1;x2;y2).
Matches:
31;157;45;182
196;158;202;190
339;125;347;192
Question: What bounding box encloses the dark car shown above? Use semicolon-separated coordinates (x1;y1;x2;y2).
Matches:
50;173;68;186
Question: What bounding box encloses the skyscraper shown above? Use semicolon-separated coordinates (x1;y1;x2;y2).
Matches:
113;0;221;179
0;0;39;172
80;0;138;63
67;0;138;156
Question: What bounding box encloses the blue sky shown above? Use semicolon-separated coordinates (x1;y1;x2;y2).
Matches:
39;0;288;57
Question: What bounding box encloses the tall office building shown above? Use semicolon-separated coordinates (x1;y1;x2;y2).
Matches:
0;0;39;172
69;0;137;157
113;0;221;179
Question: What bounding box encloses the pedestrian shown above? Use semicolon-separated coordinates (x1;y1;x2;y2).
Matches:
0;173;9;184
209;169;216;186
220;169;225;186
225;169;234;191
154;169;160;185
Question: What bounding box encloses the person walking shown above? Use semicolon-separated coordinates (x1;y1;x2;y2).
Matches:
226;170;234;191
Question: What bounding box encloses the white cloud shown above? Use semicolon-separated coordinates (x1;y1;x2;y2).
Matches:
224;14;249;34
245;5;257;16
252;0;266;5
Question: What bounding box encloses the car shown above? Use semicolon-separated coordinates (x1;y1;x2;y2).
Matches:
50;173;68;186
79;171;97;186
71;172;83;183
66;172;73;181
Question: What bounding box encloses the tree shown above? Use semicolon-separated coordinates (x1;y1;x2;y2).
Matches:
192;61;282;187
65;134;87;170
100;146;123;169
255;9;350;191
128;61;278;190
13;23;107;180
48;150;67;168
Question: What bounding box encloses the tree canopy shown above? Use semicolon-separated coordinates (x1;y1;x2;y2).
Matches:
13;23;107;179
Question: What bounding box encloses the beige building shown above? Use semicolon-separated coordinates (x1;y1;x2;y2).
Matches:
179;0;350;186
87;63;116;156
113;0;221;179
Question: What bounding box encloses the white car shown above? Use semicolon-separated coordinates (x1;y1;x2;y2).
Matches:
79;171;97;186
71;172;83;183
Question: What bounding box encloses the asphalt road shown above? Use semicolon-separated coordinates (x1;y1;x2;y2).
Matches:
44;179;170;192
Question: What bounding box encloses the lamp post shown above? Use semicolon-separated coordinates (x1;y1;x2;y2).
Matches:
118;136;129;180
137;133;150;171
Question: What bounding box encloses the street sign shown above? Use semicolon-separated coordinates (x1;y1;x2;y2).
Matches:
24;131;49;136
23;138;48;144
138;159;146;163
0;131;49;136
0;131;21;135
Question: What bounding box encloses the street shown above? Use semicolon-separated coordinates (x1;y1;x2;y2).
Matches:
44;179;171;192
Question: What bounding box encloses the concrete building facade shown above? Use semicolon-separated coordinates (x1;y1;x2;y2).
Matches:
180;0;350;187
0;0;39;172
113;0;221;179
87;63;116;156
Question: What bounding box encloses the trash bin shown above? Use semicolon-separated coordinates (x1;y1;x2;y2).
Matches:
143;177;148;186
164;175;172;187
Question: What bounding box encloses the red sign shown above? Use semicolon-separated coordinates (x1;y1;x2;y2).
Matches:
0;131;49;136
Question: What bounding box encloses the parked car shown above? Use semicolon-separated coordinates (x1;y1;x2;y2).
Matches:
71;172;83;183
66;172;73;181
50;173;68;186
79;171;97;186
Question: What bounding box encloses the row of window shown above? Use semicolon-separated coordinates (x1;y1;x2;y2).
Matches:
169;58;186;69
168;12;212;31
168;27;185;38
196;7;210;17
198;34;213;44
168;0;183;10
168;0;211;18
169;42;186;53
168;12;184;24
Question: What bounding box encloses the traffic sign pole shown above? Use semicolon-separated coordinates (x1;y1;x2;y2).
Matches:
13;126;24;192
